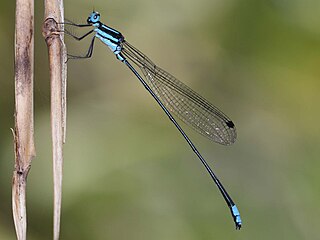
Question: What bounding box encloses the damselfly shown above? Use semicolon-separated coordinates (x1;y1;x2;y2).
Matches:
63;11;242;229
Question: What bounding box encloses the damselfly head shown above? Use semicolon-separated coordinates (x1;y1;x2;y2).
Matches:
87;11;100;24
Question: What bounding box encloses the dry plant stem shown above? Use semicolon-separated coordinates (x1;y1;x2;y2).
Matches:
13;0;35;239
42;1;66;239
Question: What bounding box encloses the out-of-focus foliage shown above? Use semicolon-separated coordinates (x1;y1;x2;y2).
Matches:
1;0;320;239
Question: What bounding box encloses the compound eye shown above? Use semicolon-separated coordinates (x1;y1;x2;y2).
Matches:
93;14;100;21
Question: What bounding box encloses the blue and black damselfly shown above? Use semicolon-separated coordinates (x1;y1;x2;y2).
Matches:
62;11;242;229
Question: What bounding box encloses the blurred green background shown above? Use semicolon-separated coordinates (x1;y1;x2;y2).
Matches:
1;0;320;239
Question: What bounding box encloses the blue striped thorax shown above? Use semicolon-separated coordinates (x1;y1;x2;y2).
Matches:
87;11;125;61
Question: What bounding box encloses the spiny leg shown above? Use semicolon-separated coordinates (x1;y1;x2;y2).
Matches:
57;21;96;60
58;19;91;28
67;35;96;60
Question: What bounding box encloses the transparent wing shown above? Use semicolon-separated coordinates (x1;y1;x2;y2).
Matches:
122;41;236;145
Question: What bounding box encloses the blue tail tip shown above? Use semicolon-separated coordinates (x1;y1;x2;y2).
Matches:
231;205;242;230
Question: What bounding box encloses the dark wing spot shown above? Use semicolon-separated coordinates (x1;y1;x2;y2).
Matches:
226;120;235;128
